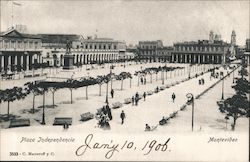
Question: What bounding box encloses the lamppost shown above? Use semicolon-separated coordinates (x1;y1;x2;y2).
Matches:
162;68;164;85
41;90;46;125
232;68;235;83
221;73;224;100
186;93;194;131
106;68;112;103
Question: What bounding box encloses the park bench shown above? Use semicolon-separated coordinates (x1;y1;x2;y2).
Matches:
124;98;132;104
147;90;154;95
24;74;33;78
9;118;30;128
53;117;72;125
159;86;166;90
180;104;187;111
80;112;94;122
112;102;123;109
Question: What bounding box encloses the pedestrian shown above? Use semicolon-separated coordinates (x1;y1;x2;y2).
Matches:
172;93;176;103
106;104;112;120
143;92;146;101
110;89;114;98
135;92;139;106
156;86;159;93
140;77;143;85
120;110;126;124
132;96;135;106
145;124;151;131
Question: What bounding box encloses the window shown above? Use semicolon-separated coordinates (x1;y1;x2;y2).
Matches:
99;44;102;49
90;44;92;49
114;45;116;49
108;45;111;49
29;41;33;48
95;45;97;49
34;42;38;49
103;45;106;49
11;41;15;48
85;44;88;49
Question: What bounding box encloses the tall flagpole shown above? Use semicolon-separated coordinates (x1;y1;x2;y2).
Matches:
11;0;14;28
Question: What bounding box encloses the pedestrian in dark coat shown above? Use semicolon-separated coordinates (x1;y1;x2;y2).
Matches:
172;93;176;103
140;77;143;85
110;89;114;98
132;96;135;106
120;110;126;124
143;92;146;101
106;104;112;120
135;92;139;106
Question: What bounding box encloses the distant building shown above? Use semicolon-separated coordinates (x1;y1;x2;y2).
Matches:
246;39;250;52
138;40;172;62
171;40;230;64
38;34;81;66
39;34;126;66
0;28;42;73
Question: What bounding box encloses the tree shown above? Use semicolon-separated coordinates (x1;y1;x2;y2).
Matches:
218;94;249;130
79;77;97;100
116;72;132;90
96;75;105;96
65;79;79;104
218;58;250;130
24;82;43;113
2;87;26;118
49;86;60;108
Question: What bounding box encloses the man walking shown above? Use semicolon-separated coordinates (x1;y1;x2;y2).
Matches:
172;93;176;103
143;92;146;101
135;92;139;106
132;96;135;106
120;110;126;124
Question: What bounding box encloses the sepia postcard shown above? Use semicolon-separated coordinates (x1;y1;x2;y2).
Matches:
0;0;249;161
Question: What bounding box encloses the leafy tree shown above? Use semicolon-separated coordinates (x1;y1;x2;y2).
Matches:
49;86;60;108
219;94;249;130
2;87;26;118
24;82;43;113
65;79;79;104
79;77;97;100
96;75;105;96
218;58;250;130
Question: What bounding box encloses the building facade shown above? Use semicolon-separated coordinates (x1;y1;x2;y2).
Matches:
171;40;230;64
39;35;126;67
138;40;172;62
0;28;42;73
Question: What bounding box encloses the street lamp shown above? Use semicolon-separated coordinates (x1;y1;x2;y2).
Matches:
186;93;194;131
221;73;224;100
41;89;46;125
162;68;164;85
105;68;112;103
232;68;235;83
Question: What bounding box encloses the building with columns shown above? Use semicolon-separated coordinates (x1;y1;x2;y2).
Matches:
0;28;42;73
39;35;126;67
171;40;230;64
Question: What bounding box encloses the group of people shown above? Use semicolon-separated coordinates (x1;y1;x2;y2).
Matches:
198;78;205;85
140;77;147;85
131;92;147;106
97;104;112;129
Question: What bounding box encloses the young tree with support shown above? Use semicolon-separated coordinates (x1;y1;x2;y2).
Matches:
2;87;26;118
24;82;43;113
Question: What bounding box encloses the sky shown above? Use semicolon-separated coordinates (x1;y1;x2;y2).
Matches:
0;0;249;46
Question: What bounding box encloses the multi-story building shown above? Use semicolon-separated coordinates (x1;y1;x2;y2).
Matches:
0;28;42;73
138;40;172;62
39;34;126;67
80;37;126;64
171;31;234;64
38;34;81;66
246;39;250;52
157;46;173;62
171;40;230;64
